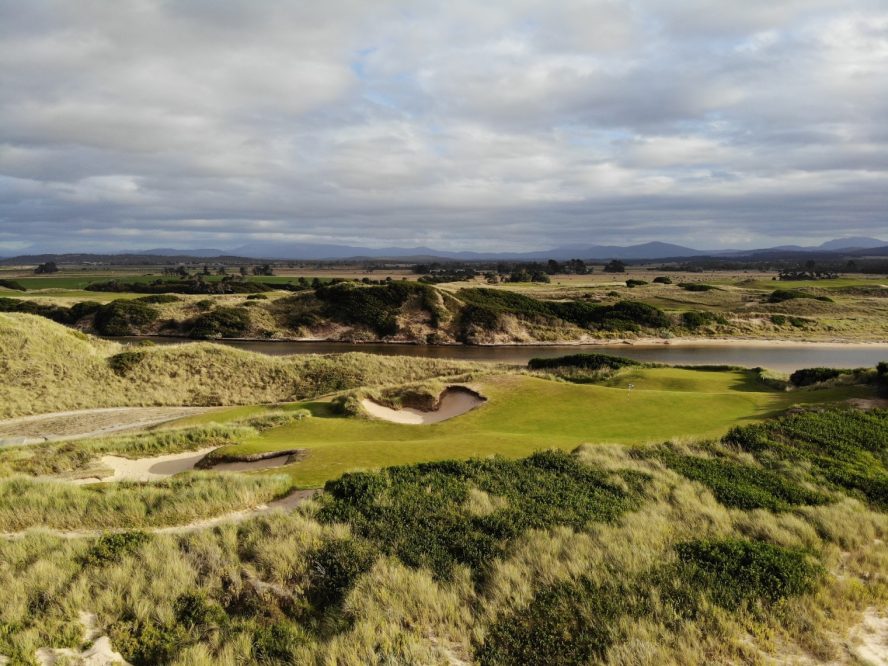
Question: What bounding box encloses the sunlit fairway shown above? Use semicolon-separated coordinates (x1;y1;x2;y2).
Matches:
193;368;869;487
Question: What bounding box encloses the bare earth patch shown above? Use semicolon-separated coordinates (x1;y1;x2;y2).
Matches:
0;407;212;446
36;611;130;665
361;387;485;425
850;608;888;666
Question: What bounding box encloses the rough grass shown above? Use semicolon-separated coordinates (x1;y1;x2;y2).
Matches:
0;416;885;665
0;314;494;418
0;473;292;531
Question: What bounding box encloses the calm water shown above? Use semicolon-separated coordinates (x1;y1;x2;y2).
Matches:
119;337;888;372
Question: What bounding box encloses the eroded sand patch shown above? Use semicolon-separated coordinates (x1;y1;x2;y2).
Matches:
851;608;888;666
361;387;485;425
36;611;130;665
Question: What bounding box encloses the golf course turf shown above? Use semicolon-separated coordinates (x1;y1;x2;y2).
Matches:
186;368;870;487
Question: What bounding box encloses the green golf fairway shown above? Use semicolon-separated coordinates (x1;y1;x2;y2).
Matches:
198;368;868;487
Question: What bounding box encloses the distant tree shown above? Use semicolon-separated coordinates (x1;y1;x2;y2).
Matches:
239;266;249;277
34;261;59;274
217;265;227;275
252;264;274;276
546;259;562;275
176;265;189;279
603;259;626;274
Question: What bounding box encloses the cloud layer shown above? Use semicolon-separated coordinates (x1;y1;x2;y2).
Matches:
1;0;886;252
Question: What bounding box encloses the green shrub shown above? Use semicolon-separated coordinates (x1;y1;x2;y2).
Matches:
625;279;648;288
252;622;309;662
527;353;639;371
789;367;842;387
0;279;26;291
246;293;268;300
317;451;643;581
656;449;828;510
678;283;718;292
768;289;833;303
188;307;251;338
681;310;722;330
107;350;147;376
82;531;151;566
314;281;439;336
135;294;181;304
477;577;624;665
305;538;377;608
724;409;888;508
675;538;822;607
94;300;159;336
652;276;672;284
770;314;787;325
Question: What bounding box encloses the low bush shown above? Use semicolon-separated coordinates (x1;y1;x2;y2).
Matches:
305;538;378;608
135;294;181;304
678;283;719;292
768;289;833;303
656;448;828;510
0;279;26;291
82;531;151;566
724;409;888;509
789;367;842;386
681;310;723;330
314;281;441;336
107;350;147;376
625;279;648;288
652;276;672;284
477;577;624;665
675;538;822;607
188;307;251;339
317;450;644;581
528;353;640;371
94;300;159;336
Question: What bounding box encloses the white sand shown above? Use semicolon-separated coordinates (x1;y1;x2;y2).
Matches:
852;608;888;666
73;448;297;483
361;388;484;425
74;447;218;483
36;611;131;665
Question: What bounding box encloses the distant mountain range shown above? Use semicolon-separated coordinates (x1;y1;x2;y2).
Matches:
139;237;888;261
3;236;885;263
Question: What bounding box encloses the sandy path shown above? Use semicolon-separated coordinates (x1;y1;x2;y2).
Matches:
361;388;484;425
0;489;318;541
851;608;888;666
0;407;212;446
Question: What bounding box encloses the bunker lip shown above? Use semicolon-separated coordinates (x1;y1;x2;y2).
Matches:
361;386;486;425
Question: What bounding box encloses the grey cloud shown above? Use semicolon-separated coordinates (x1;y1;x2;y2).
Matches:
0;0;886;254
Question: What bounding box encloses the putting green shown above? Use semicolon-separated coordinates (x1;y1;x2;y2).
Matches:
200;369;868;488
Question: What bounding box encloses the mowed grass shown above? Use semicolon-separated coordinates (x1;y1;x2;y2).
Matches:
207;369;868;487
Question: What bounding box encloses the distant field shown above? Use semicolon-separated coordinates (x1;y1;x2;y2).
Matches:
195;370;869;487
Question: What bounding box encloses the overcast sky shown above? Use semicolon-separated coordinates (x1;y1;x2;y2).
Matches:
1;0;886;253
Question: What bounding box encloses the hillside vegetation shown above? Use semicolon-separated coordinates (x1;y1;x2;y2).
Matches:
0;314;492;418
0;409;885;664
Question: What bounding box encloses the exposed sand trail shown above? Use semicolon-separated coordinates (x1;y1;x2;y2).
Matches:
361;387;485;425
0;407;212;446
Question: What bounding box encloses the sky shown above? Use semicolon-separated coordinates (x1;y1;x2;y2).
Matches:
0;0;886;254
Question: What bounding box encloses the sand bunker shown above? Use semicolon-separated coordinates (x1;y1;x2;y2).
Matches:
361;387;485;425
73;448;299;483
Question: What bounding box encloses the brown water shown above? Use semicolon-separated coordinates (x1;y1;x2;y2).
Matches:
117;337;888;372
